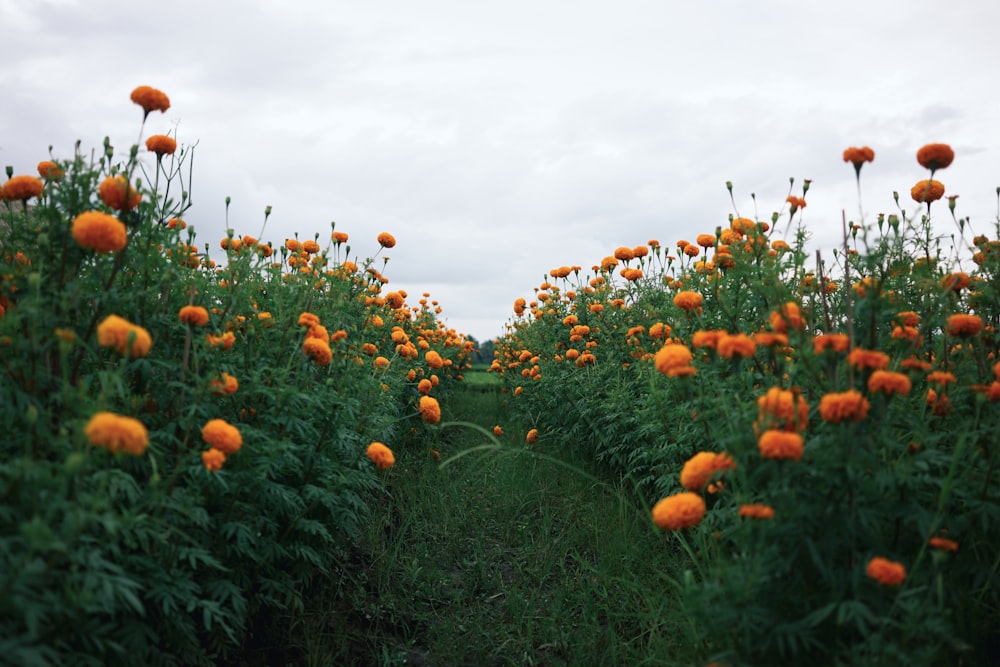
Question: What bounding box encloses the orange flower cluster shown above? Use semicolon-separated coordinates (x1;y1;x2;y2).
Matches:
37;160;64;181
945;314;982;338
738;504;775;520
1;175;44;202
72;211;127;253
145;134;177;156
654;343;695;377
757;430;804;461
769;302;804;334
819;390;870;423
910;179;945;204
843;146;875;174
866;556;906;586
680;451;736;492
97;314;152;357
652;492;706;531
377;231;396;248
673;290;703;312
130;85;171;116
526;428;539;444
366;442;395;470
916;143;954;171
846;348;890;371
179;305;210;326
85;412;149;456
717;333;756;359
209;372;239;396
419;395;441;424
867;370;911;396
98;175;142;211
756;387;809;432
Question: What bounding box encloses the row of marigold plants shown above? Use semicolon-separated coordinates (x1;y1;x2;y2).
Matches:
492;144;1000;665
0;86;469;665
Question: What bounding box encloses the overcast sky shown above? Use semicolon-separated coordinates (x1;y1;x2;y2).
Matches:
3;0;998;342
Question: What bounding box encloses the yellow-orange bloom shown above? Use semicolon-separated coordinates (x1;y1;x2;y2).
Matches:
1;175;44;201
843;146;875;173
916;143;954;171
613;246;634;261
651;492;706;531
846;348;890;371
130;85;170;116
366;442;395;470
37;161;64;181
928;537;959;552
377;232;396;248
303;337;333;365
71;211;127;253
717;333;756;359
910;179;945;203
526;428;539;444
209;372;239;396
866;556;906;587
819;390;870;423
419;395;441;424
738;504;775;520
492;425;504;436
867;370;911;396
201;418;242;454
756;387;809;432
85;411;149;456
945;314;982;337
769;302;804;334
679;452;736;492
425;350;444;369
97;314;152;357
98;175;141;211
691;329;724;350
202;448;226;472
654;343;695;377
178;305;210;326
673;290;703;312
757;430;804;461
145;134;177;156
696;233;716;248
332;231;349;243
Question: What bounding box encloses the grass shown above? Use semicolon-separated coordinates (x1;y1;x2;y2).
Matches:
305;384;696;666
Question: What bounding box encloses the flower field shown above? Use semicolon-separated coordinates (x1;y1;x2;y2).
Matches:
2;86;999;666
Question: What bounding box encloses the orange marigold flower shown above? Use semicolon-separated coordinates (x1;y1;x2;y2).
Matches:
202;448;226;472
493;425;504;436
696;233;716;248
786;195;807;211
303;337;333;365
910;179;945;203
738;504;775;520
366;441;395;470
717;333;756;359
526;428;539;444
757;430;804;461
206;331;236;350
209;372;239;396
419;395;441;424
916;143;954;171
654;343;695;377
928;536;959;552
673;290;704;312
651;492;706;531
201;418;242;454
84;411;149;456
945;313;983;337
37;160;64;181
298;312;321;327
2;175;44;201
896;311;920;327
377;232;396;248
97;314;152;357
178;305;209;326
425;350;444;369
769;302;804;334
679;452;736;492
756;387;809;432
940;272;971;292
145;134;177;156
891;325;921;344
901;356;932;371
648;322;672;339
614;246;634;261
130;85;170;116
819;390;870;423
417;378;432;394
98;175;141;211
71;211;127;253
866;556;906;587
692;329;724;350
846;348;890;371
332;231;349;243
683;244;701;257
926;371;957;386
867;370;911;396
843;146;875;174
753;331;788;347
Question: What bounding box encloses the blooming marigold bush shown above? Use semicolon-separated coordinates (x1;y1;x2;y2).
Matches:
494;140;1000;664
0;86;474;665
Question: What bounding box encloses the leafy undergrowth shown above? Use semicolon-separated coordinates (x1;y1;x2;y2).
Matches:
311;382;696;666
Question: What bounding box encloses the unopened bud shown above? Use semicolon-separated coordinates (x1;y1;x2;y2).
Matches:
5;165;12;178
265;205;272;217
